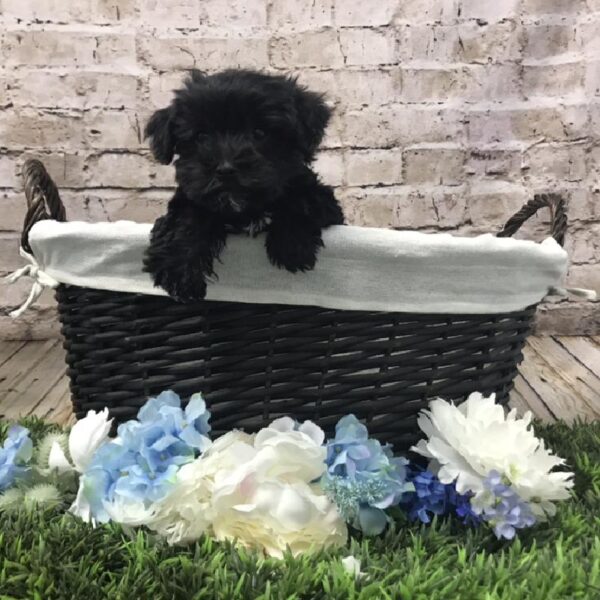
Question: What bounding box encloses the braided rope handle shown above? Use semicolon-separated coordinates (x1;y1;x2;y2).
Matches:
497;193;567;246
21;159;66;253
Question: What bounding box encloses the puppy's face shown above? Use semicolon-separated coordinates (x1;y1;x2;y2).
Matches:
146;69;331;219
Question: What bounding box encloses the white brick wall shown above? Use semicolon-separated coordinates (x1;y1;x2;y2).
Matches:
0;0;598;337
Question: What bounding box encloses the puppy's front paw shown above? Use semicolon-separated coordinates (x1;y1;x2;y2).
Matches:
151;263;208;303
144;247;208;302
266;223;323;273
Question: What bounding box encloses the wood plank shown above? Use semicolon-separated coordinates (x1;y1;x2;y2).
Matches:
521;338;600;423
554;336;600;376
510;372;556;423
508;385;530;418
0;341;26;368
588;336;600;350
42;379;74;427
0;342;67;420
0;340;58;398
528;336;600;401
33;375;71;421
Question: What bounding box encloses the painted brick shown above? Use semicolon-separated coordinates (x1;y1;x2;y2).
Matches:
459;21;522;63
334;0;397;26
341;186;467;229
268;0;334;31
523;25;581;61
199;0;268;29
402;65;521;103
138;0;200;27
270;31;345;68
0;109;144;150
58;189;171;223
568;190;600;222
0;234;25;271
344;149;403;186
577;21;600;57
458;0;521;21
565;225;600;264
297;69;399;107
523;144;587;183
0;192;25;231
0;0;136;23
466;104;589;144
86;153;174;188
13;71;140;110
338;29;397;66
403;146;465;185
397;23;522;64
523;62;586;97
465;147;523;180
343;106;464;148
394;0;459;24
467;181;529;226
586;60;600;96
567;264;600;291
522;0;588;15
2;31;136;68
138;36;269;71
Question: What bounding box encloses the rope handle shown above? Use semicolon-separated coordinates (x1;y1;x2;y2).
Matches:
21;158;66;253
497;193;567;247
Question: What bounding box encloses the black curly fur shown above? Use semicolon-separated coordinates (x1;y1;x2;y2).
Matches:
143;68;344;301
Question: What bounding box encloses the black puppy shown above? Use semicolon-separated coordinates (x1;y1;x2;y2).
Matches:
143;69;344;301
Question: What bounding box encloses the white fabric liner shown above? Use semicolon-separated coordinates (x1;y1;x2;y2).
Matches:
20;220;571;315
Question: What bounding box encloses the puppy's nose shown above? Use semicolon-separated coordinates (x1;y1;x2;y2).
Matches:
216;161;236;177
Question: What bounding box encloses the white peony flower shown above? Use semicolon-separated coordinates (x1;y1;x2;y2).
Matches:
68;408;112;472
412;393;574;519
148;419;348;557
147;430;253;544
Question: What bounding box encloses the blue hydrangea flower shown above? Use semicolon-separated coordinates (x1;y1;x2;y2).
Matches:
402;468;481;526
0;425;33;491
322;415;414;535
80;391;211;522
472;470;536;539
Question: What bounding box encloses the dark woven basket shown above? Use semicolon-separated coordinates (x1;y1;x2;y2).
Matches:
20;159;567;450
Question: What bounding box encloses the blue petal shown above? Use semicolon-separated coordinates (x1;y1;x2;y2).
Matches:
138;390;181;422
185;393;207;421
358;506;388;535
179;426;211;452
151;434;181;453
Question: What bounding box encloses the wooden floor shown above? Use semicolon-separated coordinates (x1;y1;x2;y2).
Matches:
0;336;599;427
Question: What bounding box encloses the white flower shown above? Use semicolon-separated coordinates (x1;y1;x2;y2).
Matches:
68;408;112;472
148;419;348;557
48;440;73;473
341;556;365;578
412;393;574;519
103;497;157;527
70;481;94;524
147;430;252;544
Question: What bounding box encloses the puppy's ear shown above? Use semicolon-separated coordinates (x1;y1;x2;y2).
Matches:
145;107;175;165
294;86;332;161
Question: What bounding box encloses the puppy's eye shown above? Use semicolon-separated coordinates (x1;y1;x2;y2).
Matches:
253;128;265;140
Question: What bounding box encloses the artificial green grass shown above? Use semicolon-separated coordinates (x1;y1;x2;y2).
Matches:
0;419;599;600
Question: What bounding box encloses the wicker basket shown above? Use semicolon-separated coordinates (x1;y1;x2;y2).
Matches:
20;160;567;450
